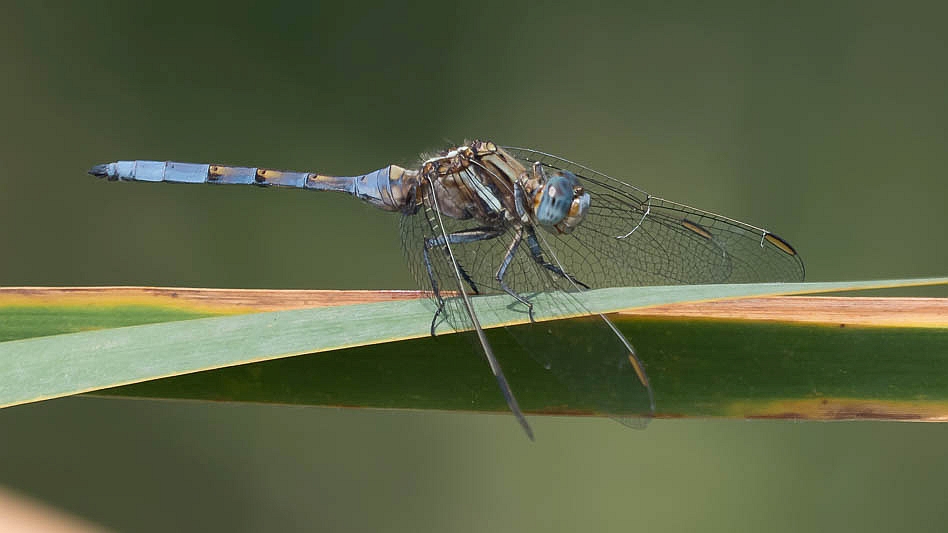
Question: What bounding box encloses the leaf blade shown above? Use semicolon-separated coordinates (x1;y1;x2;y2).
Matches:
2;277;947;413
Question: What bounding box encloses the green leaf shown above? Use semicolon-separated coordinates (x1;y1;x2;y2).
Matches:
102;313;948;420
1;278;947;420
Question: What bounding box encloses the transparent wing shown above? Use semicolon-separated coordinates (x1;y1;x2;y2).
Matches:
503;147;805;287
400;168;655;424
399;175;538;438
398;145;804;429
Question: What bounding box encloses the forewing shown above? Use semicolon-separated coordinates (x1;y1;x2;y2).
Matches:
503;147;805;287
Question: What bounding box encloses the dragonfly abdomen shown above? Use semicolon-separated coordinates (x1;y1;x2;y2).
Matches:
89;160;420;212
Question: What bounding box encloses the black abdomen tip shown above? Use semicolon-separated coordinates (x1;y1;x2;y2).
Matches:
88;164;110;177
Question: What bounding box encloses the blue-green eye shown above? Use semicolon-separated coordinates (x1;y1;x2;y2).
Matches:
535;171;590;234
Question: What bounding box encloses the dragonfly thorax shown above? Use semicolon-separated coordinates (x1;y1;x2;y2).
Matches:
411;140;591;234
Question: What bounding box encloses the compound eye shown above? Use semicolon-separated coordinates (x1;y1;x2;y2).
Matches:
535;171;590;233
535;176;574;226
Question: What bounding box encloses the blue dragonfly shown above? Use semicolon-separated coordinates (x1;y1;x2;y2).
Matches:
90;140;804;439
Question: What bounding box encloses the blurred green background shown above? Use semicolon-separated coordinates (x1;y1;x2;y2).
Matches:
1;1;947;531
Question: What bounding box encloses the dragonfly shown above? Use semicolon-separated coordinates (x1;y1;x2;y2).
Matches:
90;140;804;439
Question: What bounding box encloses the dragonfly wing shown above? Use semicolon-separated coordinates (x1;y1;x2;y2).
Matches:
400;171;656;424
498;290;657;423
503;147;805;287
399;176;534;439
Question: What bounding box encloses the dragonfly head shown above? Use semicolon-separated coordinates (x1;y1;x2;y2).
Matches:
533;170;590;234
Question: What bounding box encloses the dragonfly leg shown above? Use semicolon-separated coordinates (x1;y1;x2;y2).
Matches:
423;227;504;336
513;180;530;221
495;226;536;322
422;241;448;335
525;228;590;289
456;263;479;295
